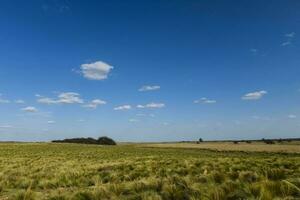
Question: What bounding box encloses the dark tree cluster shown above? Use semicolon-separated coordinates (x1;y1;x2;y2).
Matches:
52;136;116;145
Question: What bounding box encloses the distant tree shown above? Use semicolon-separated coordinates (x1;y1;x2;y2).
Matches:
97;136;116;145
52;136;117;145
199;138;203;142
246;140;252;144
233;141;239;144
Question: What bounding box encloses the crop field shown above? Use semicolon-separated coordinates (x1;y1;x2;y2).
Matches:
0;143;300;200
140;141;300;153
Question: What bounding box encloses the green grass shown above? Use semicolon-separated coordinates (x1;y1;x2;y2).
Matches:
0;143;299;199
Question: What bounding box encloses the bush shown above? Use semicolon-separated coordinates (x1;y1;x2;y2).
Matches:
97;137;117;145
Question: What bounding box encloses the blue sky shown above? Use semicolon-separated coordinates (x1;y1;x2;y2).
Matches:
0;0;299;142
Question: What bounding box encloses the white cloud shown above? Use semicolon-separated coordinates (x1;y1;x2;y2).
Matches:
194;98;216;104
78;119;85;122
252;115;271;121
80;61;113;80
250;48;258;54
114;105;131;111
57;92;83;104
136;113;155;117
15;100;25;104
139;85;160;92
47;120;56;124
0;125;13;128
285;32;295;38
83;99;107;109
0;94;10;103
281;41;291;46
137;103;165;109
242;90;267;100
0;99;10;103
21;106;38;113
37;92;83;104
288;114;297;119
129;118;139;122
281;32;296;46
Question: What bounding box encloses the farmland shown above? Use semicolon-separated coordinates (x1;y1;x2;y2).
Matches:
0;143;299;200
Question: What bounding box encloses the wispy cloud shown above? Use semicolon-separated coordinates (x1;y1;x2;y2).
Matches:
288;114;296;119
37;92;83;104
21;106;38;113
285;32;295;38
242;90;267;100
47;120;56;124
0;125;13;129
139;85;160;92
15;100;25;104
80;61;113;80
0;98;10;103
281;32;296;46
281;41;291;46
129;118;139;122
137;103;165;109
114;105;131;111
194;98;216;104
83;99;106;109
250;48;258;54
0;94;10;103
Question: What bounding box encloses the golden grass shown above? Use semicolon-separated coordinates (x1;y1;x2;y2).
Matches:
0;143;299;199
139;141;300;153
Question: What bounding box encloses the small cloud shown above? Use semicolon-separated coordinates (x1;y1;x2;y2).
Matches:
288;114;297;119
136;113;155;117
285;32;295;38
21;106;38;113
114;105;131;111
83;99;106;109
0;125;13;129
78;119;85;122
0;99;10;103
80;61;113;80
252;115;271;121
139;85;160;92
137;103;165;109
281;41;291;46
281;32;296;46
15;100;25;104
129;118;139;122
242;90;267;100
37;92;83;104
47;120;56;124
0;94;10;103
250;48;258;54
162;122;169;126
194;98;216;104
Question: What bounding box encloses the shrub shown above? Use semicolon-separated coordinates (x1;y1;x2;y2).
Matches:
97;137;117;145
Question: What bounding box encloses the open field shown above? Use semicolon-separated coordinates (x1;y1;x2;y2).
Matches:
0;143;300;200
139;141;300;153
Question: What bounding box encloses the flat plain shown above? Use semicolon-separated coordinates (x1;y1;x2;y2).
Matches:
139;141;300;153
0;142;299;200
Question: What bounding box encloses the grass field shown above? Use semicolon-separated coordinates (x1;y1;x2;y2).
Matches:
140;141;300;153
0;143;300;200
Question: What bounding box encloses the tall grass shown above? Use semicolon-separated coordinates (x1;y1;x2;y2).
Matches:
0;143;299;199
